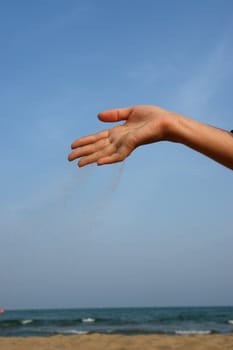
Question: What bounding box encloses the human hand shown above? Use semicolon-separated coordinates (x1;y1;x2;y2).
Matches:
68;105;173;167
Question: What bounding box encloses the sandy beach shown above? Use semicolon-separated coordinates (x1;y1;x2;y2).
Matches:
0;334;233;350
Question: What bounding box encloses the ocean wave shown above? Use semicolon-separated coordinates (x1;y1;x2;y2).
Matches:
0;318;97;329
63;329;88;335
0;320;25;328
21;320;33;325
1;307;233;337
175;330;212;335
82;318;95;323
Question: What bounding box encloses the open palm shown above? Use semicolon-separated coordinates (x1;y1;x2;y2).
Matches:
68;105;171;167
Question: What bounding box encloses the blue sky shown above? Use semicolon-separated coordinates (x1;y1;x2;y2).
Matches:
0;0;233;309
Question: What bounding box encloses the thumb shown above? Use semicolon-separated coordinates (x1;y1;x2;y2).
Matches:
98;107;132;123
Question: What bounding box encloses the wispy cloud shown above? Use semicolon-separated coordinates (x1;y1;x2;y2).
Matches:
173;36;233;121
127;30;233;125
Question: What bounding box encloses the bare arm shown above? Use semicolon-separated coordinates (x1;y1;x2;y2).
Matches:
68;105;233;170
171;113;233;170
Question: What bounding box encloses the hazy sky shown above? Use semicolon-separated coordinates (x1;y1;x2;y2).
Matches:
0;0;233;309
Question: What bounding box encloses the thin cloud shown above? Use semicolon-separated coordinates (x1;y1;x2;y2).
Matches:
173;37;233;121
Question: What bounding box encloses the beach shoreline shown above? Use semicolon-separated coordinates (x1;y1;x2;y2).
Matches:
0;334;233;350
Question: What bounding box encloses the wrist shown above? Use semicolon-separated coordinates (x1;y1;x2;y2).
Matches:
161;110;181;142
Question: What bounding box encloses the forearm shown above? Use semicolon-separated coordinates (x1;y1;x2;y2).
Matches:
168;113;233;170
68;105;233;169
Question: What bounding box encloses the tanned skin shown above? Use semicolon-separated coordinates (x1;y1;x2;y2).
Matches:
68;105;233;170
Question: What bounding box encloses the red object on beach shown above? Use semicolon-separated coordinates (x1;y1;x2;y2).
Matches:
0;308;4;314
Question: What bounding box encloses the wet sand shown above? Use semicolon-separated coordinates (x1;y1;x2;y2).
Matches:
0;334;233;350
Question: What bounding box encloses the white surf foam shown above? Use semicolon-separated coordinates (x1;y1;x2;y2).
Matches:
175;330;211;335
64;329;88;335
82;318;95;323
228;320;233;324
21;320;33;325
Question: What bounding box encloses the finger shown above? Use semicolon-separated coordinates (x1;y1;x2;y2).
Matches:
71;130;109;149
78;144;116;167
68;138;109;161
98;107;133;123
97;141;134;165
97;153;123;165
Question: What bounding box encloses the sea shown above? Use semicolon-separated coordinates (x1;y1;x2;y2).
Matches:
0;307;233;337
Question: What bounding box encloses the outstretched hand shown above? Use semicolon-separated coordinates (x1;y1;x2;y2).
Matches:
68;105;172;167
